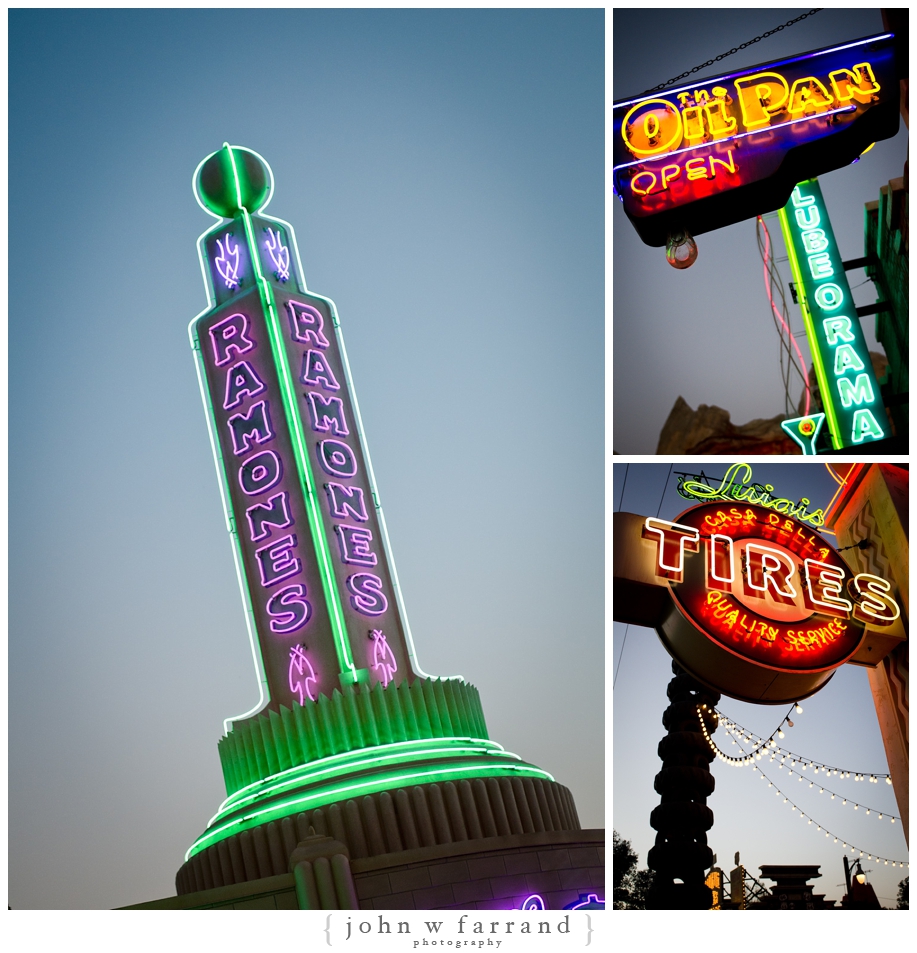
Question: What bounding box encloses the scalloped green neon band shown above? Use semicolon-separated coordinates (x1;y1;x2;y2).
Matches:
214;737;512;821
185;761;555;861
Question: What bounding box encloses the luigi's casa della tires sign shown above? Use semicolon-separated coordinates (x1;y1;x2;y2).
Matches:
614;502;902;704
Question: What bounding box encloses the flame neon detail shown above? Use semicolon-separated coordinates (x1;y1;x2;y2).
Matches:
288;644;318;704
370;629;397;687
215;233;241;290
264;227;290;282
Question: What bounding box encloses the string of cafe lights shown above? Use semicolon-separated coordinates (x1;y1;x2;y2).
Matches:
716;710;892;785
695;705;908;869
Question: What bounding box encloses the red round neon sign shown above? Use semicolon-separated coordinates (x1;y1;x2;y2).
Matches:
642;502;899;703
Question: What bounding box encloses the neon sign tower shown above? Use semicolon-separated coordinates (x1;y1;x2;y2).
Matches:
175;145;602;909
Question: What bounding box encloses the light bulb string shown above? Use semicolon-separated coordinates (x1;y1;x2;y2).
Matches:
695;707;901;821
713;707;891;783
695;706;909;869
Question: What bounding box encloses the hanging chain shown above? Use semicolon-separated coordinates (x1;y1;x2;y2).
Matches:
643;9;824;94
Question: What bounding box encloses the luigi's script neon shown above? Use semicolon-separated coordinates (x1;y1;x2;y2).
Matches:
190;144;421;716
779;180;890;448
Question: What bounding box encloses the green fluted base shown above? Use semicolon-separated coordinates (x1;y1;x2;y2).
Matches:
218;678;488;796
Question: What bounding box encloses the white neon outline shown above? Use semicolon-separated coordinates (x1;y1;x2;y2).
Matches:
370;629;397;688
744;543;798;600
255;533;302;588
643;517;700;576
246;491;294;543
803;559;852;615
708;534;734;584
305;392;350;436
317;438;358;478
334;525;377;567
214;234;241;290
238;449;283;496
852;574;900;623
223;359;267;411
264;227;291;282
209;311;255;367
300;348;341;391
612;35;892;108
227;399;275;455
288;643;317;704
286;299;331;349
814;283;844;311
267;584;311;634
324;482;368;522
346;572;389;616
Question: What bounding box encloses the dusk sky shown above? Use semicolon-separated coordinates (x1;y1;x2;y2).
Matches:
613;8;908;453
8;8;602;914
614;463;909;911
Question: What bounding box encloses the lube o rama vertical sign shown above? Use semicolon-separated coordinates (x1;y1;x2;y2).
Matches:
779;180;890;448
191;145;420;721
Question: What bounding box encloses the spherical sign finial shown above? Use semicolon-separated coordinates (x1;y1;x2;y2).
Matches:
194;143;273;218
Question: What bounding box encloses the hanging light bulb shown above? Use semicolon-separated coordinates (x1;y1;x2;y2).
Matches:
665;229;698;269
778;729;785;738
795;703;803;713
886;776;892;784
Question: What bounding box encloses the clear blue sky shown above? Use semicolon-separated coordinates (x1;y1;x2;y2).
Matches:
614;463;908;909
614;8;909;453
8;8;603;910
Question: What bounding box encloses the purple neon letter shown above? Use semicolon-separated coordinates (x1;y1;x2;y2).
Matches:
209;312;255;366
246;491;293;542
318;440;357;478
334;525;377;566
268;584;311;634
255;534;302;588
324;483;368;521
301;350;340;391
228;399;274;455
223;360;266;410
305;393;349;436
286;300;330;348
346;573;388;616
239;450;282;495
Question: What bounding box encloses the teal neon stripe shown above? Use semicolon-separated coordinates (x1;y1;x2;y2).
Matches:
240;209;357;682
185;761;555;861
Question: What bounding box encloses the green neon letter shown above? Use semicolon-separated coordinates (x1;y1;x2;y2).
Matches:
823;316;856;345
795;206;820;229
808;253;834;279
851;409;885;444
801;229;829;254
834;345;866;375
837;374;875;409
815;284;844;310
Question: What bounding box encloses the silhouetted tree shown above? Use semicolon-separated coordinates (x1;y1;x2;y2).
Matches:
897;877;908;909
613;830;656;909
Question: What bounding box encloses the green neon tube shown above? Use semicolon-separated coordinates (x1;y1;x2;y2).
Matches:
239;206;357;682
778;202;843;450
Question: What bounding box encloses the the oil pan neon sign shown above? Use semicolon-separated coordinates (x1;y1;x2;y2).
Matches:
612;33;899;245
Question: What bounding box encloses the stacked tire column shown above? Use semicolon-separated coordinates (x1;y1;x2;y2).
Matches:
647;662;720;910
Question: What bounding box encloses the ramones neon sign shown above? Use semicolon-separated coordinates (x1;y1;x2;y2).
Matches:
613;33;898;245
190;145;424;722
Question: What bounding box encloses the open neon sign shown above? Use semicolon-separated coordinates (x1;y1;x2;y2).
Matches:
779;180;890;449
191;145;426;722
613;33;898;245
